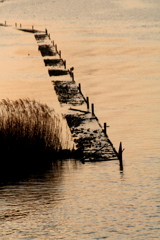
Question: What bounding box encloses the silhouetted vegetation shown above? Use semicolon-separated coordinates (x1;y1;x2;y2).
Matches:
0;99;75;183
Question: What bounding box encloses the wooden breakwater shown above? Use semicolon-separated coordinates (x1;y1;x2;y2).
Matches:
1;22;124;169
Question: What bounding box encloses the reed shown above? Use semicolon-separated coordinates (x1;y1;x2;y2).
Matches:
0;98;75;182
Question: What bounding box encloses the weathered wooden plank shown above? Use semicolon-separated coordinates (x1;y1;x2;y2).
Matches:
38;44;57;57
44;59;64;67
32;28;122;165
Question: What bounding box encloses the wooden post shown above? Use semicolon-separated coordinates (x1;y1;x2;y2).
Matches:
118;142;123;171
48;34;50;39
78;83;81;93
86;97;89;111
15;23;17;27
63;60;66;69
71;72;74;82
104;122;107;135
5;21;6;25
52;40;54;46
55;44;57;53
45;28;48;35
91;103;94;116
32;25;34;30
59;50;61;58
20;23;22;28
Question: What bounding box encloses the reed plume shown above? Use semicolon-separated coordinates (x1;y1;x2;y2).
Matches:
0;98;75;181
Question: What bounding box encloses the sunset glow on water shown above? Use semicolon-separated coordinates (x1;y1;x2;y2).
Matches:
0;0;160;239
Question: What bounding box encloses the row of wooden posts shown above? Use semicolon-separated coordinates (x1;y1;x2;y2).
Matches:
2;22;124;170
43;27;124;170
78;83;109;134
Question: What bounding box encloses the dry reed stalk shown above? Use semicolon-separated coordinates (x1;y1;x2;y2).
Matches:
0;98;75;157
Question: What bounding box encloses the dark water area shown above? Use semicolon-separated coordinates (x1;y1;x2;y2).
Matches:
0;0;160;239
0;159;159;239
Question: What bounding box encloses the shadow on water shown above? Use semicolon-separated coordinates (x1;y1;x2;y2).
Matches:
0;153;55;186
0;157;81;186
0;160;80;223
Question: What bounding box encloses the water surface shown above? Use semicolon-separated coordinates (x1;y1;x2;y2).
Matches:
0;0;160;239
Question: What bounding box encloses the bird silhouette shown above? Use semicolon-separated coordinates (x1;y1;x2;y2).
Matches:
70;67;74;71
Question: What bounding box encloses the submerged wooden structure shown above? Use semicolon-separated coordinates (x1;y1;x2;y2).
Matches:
0;22;123;169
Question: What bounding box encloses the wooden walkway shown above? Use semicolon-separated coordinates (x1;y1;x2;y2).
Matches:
33;30;122;164
1;22;123;166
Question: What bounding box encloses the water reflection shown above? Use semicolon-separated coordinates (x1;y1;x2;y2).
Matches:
0;160;81;222
0;158;159;239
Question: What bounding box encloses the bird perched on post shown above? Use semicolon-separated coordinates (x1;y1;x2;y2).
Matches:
70;67;74;72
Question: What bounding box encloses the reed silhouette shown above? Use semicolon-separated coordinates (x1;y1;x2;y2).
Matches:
0;98;74;182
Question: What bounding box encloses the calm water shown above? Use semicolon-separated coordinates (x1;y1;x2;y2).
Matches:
0;0;160;239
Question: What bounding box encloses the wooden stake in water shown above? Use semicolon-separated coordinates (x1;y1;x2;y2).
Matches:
78;83;81;93
104;122;107;135
118;142;123;171
55;44;57;53
71;72;74;82
86;97;89;111
91;103;94;116
59;50;61;58
63;60;66;69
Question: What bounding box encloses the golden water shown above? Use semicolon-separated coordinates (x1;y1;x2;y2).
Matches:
0;0;160;239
